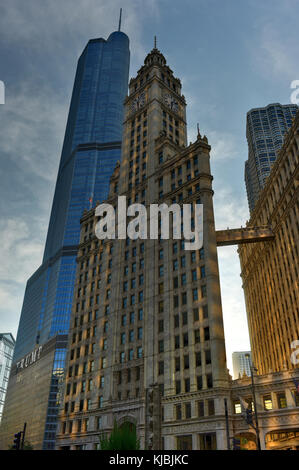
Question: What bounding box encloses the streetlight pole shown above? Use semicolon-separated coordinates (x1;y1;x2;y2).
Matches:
245;354;261;450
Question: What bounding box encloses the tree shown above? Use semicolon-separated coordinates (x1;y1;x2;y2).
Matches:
99;421;140;450
8;440;34;450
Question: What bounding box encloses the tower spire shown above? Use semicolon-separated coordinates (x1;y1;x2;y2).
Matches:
118;8;122;31
154;35;157;49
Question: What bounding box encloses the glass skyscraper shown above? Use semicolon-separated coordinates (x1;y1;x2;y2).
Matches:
245;102;297;213
2;30;129;450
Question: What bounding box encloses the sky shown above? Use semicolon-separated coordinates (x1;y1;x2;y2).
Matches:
0;0;298;374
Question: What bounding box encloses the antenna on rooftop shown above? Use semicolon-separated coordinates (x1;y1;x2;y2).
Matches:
118;8;122;31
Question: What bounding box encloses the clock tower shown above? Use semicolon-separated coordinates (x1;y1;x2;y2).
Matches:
119;45;187;192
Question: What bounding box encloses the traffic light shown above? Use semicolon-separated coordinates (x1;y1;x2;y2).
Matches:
13;432;22;450
245;408;253;425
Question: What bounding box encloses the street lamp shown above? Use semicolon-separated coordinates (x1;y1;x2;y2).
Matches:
245;354;261;451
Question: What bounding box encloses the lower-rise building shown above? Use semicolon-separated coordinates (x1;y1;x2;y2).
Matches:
0;335;67;450
0;333;15;423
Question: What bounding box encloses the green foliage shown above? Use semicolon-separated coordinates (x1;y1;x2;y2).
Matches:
99;421;140;450
8;440;34;450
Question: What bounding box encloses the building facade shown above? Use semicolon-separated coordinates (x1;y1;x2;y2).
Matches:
1;30;130;450
56;45;231;451
232;351;251;380
239;110;299;375
0;335;67;450
0;333;15;423
245;103;298;213
231;369;299;450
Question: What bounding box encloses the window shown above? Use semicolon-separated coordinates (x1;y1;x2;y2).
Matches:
138;308;143;321
159;340;164;353
203;305;208;319
277;393;287;408
183;332;188;347
195;352;201;367
199;433;217;450
208;400;215;416
192;288;198;301
198;401;204;417
177;435;192;450
158;361;164;375
207;374;213;388
175;404;182;420
205;349;211;364
263;395;273;410
234;402;242;414
197;376;202;390
185;402;191;418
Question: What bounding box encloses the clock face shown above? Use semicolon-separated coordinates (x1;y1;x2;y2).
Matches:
131;92;145;112
164;93;179;113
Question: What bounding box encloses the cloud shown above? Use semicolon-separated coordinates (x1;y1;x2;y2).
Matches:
0;217;44;338
0;218;44;285
217;245;251;375
214;186;250;230
248;2;299;83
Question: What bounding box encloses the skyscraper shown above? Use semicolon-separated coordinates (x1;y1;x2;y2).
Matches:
239;109;299;375
56;45;230;451
0;28;130;450
232;351;251;379
245;103;297;213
